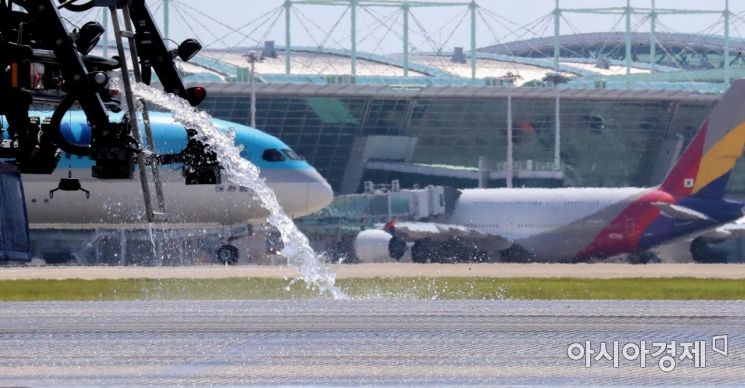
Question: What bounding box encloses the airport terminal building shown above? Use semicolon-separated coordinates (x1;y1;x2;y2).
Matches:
197;82;724;195
180;32;745;198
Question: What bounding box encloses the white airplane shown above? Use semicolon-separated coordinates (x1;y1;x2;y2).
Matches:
356;80;745;264
4;110;334;263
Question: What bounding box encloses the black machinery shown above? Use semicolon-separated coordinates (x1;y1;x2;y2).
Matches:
0;0;221;259
0;0;220;219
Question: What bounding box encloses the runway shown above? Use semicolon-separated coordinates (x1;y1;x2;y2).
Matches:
2;262;745;280
1;300;743;385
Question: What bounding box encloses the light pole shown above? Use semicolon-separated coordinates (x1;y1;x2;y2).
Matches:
245;51;262;128
543;73;566;172
506;86;513;188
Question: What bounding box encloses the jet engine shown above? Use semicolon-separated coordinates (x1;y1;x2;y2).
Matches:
354;229;406;263
690;237;730;263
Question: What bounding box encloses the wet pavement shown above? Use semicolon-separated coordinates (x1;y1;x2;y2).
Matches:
0;300;743;385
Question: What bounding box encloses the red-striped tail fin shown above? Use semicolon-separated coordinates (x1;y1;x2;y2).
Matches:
661;80;745;199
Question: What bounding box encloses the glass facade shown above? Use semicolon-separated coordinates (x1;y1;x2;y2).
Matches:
198;86;745;197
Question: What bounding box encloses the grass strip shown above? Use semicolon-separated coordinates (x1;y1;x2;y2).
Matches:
0;277;744;301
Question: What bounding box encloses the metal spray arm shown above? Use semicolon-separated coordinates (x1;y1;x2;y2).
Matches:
1;0;206;185
12;0;110;147
128;0;206;106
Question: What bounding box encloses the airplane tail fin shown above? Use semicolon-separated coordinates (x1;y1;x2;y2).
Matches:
660;79;745;199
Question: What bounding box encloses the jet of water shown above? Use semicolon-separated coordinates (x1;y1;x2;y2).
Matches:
132;83;346;300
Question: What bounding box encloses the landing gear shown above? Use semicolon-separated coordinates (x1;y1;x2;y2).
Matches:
388;236;406;261
410;238;486;263
626;251;660;265
411;238;438;263
216;244;239;265
499;245;535;263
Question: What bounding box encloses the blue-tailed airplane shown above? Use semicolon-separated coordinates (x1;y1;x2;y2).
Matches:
3;111;334;263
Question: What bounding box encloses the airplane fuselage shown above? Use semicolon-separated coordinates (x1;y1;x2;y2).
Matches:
5;111;334;229
22;167;328;227
449;187;743;261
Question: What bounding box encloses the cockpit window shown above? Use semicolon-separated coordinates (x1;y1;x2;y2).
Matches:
262;149;286;162
281;148;304;160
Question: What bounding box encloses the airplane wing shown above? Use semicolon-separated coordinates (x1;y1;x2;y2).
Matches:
387;221;513;251
695;216;745;242
652;216;745;263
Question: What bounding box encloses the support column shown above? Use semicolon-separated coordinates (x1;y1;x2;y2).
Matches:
102;10;108;57
478;156;489;189
553;0;560;72
387;191;392;219
554;87;561;171
285;0;292;74
470;1;477;81
403;1;409;78
250;56;256;128
724;0;730;85
650;0;656;76
163;0;169;41
625;0;631;78
351;0;357;76
506;91;513;188
552;1;561;171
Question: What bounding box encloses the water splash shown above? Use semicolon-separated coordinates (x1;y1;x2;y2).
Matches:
131;83;346;300
146;222;160;263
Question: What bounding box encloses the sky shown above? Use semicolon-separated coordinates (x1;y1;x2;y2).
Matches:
65;0;745;55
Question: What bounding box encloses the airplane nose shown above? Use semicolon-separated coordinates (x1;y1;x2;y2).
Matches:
261;167;334;218
307;173;334;214
304;168;334;214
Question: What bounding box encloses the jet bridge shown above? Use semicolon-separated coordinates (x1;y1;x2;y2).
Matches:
296;185;460;261
306;185;459;224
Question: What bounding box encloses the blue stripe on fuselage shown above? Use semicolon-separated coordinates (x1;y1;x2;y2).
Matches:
2;111;311;171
